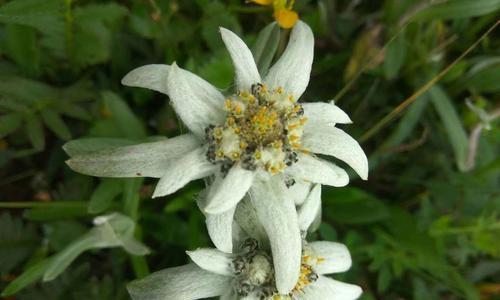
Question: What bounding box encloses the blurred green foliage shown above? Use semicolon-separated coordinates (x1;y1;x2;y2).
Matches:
0;0;499;299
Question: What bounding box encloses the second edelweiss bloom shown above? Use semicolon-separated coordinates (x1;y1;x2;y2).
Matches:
127;185;362;300
65;21;368;293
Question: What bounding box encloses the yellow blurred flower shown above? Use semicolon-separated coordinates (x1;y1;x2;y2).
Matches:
249;0;299;29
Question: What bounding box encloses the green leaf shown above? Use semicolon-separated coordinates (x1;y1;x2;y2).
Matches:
413;0;500;20
384;208;443;266
318;223;338;241
0;212;39;273
383;32;406;80
72;22;112;67
130;255;150;279
0;113;23;138
42;233;99;281
70;3;127;67
25;114;45;150
43;213;149;281
1;258;52;297
377;265;392;292
252;22;280;75
74;3;128;25
412;278;434;300
46;221;87;252
383;93;429;148
58;103;92;121
465;61;500;93
0;0;63;33
0;98;28;112
0;76;56;103
4;24;40;76
201;2;241;51
323;187;389;224
122;178;144;220
88;179;123;214
163;189;197;213
197;51;234;89
429;86;468;171
40;108;72;140
99;91;147;139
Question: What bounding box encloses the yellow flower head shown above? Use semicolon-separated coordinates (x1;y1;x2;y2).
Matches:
249;0;299;29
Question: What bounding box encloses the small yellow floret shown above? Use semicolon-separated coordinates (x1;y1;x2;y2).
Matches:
274;9;298;29
255;151;262;160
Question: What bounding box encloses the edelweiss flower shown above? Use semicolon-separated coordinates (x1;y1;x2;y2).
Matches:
127;186;362;300
65;21;368;293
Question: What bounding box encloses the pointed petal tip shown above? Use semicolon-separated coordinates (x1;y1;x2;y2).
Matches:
126;280;142;300
62;142;69;154
151;191;163;199
359;161;369;180
169;61;179;72
347;284;363;299
120;70;133;86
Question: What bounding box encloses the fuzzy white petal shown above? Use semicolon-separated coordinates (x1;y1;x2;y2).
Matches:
220;27;261;91
302;276;362;300
303;103;352;132
153;147;216;197
310;241;352;274
287;153;349;187
283;179;312;205
121;64;170;94
197;190;236;253
204;166;254;214
265;21;314;99
303;127;368;180
234;197;268;247
298;184;321;232
167;63;226;137
209;212;236;253
127;264;231;300
66;134;199;178
309;204;322;233
249;178;301;294
186;248;235;276
122;64;225;114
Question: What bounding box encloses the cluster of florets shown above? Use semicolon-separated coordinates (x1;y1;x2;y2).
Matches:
291;246;324;296
231;239;321;300
206;83;307;176
231;239;278;299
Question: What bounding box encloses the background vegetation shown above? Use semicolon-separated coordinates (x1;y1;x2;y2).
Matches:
0;0;499;299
